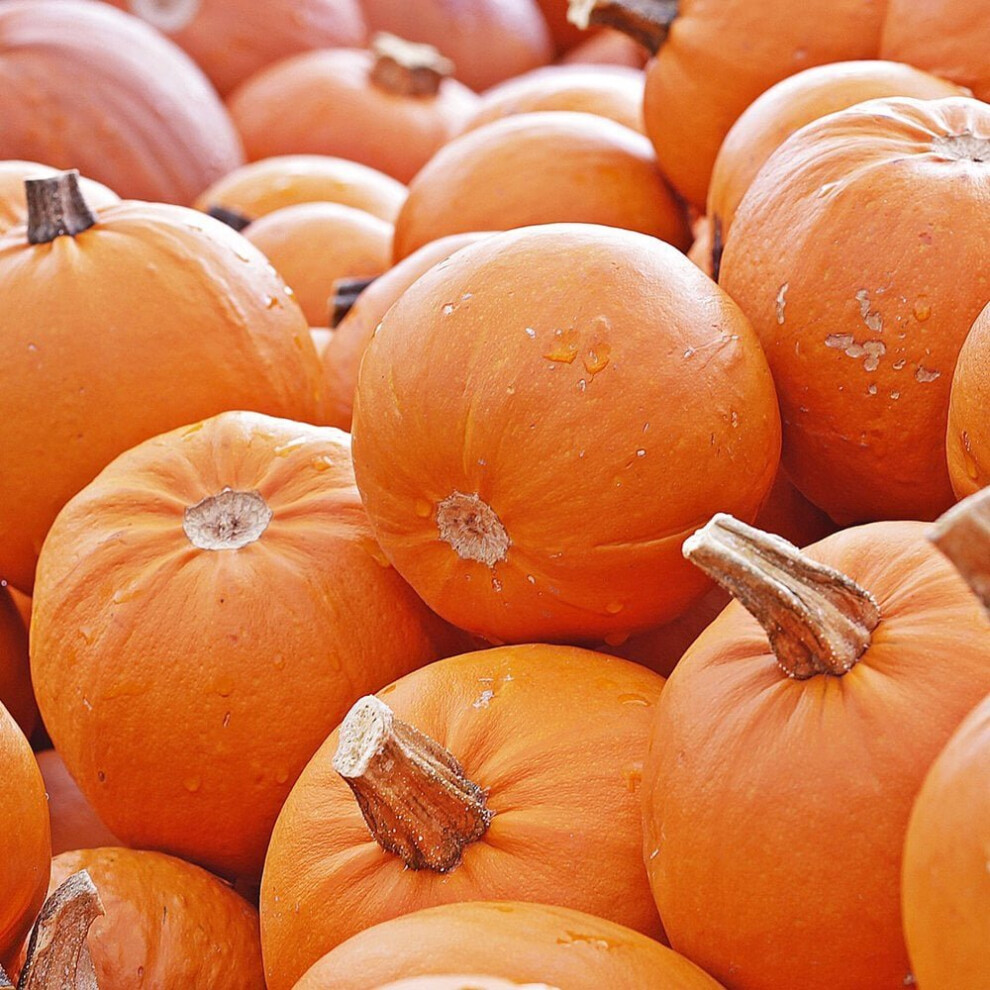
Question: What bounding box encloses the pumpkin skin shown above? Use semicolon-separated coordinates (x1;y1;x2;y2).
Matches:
902;692;990;988
392;113;690;260
322;231;491;430
0;183;323;594
352;224;780;643
0;585;36;739
30;411;462;882
105;0;367;96
374;980;557;990
458;65;645;136
292;902;724;990
0;0;243;205
243;202;393;326
194;154;407;225
0;161;118;236
643;521;990;989
719;96;990;525
360;0;553;92
946;303;990;498
881;0;990;103
228;47;478;184
260;645;665;989
559;27;649;69
707;60;964;261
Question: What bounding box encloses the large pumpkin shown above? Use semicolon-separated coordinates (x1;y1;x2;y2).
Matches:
0;170;322;593
0;0;243;204
392;112;690;260
570;0;887;208
104;0;367;96
720;96;990;524
642;514;990;988
30;411;462;882
0;161;118;236
260;644;665;989
946;302;990;499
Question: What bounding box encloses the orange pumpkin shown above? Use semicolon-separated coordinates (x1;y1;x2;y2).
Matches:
720;96;990;525
643;514;990;989
0;585;35;738
322;231;491;430
571;0;887;208
194;155;407;228
228;38;478;183
105;0;367;96
458;64;645;135
881;0;990;103
0;161;118;236
946;303;990;499
0;170;322;593
360;0;553;92
352;223;780;643
291;902;724;990
392;113;690;260
707;60;963;275
30;411;463;882
0;705;49;963
260;644;665;989
0;0;243;205
374;980;557;990
243;202;393;326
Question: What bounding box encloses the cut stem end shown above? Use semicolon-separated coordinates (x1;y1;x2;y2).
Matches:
183;488;272;551
566;0;679;54
929;487;990;612
436;492;509;566
370;32;454;97
25;171;98;245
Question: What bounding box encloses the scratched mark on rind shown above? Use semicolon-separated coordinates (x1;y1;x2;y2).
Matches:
775;283;789;325
855;289;883;333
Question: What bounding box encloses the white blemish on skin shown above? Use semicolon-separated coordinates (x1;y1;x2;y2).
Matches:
775;283;789;324
868;384;877;395
893;359;906;370
826;333;855;350
684;346;695;358
825;333;885;371
472;689;494;709
915;366;941;383
524;327;536;338
891;391;900;400
855;289;883;333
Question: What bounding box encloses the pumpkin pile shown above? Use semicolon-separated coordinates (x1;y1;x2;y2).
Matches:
1;0;989;987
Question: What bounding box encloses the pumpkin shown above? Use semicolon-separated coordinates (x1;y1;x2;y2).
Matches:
707;60;964;277
643;513;990;989
194;154;407;228
352;223;779;643
104;0;367;96
30;411;463;882
243;202;392;326
719;96;990;525
322;231;491;430
291;902;724;990
558;26;648;68
946;303;990;499
228;37;478;184
35;750;121;857
0;161;118;237
375;980;558;990
458;64;645;136
260;644;665;989
360;0;553;92
0;170;323;593
0;0;243;205
899;489;990;989
881;0;990;103
0;705;50;963
0;585;36;738
569;0;887;209
392;113;690;260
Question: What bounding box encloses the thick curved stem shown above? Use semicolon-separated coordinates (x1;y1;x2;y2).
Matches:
683;513;880;679
18;871;104;989
370;33;454;97
567;0;679;55
25;171;98;245
929;487;990;612
334;696;493;872
330;275;378;328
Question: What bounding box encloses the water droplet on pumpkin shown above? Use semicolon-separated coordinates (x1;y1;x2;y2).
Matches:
619;692;650;706
263;294;279;309
544;328;579;363
272;654;285;670
27;342;38;353
275;768;289;784
606;601;624;614
215;677;235;697
183;775;202;793
913;299;931;322
414;499;432;518
583;341;611;375
79;626;95;644
603;631;629;646
311;455;333;472
442;303;455;315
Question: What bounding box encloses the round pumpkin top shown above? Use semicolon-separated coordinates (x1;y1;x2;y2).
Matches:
260;643;664;990
291;901;724;990
0;161;118;236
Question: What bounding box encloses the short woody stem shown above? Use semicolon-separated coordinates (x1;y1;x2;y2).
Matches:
567;0;679;54
206;205;252;232
18;871;104;989
333;696;493;872
25;171;98;245
683;513;880;679
330;275;377;328
369;33;454;97
929;487;990;612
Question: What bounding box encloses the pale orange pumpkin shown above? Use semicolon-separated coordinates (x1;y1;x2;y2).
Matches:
946;302;990;498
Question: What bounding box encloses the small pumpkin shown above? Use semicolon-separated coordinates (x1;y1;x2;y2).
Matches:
392;113;690;260
228;36;478;183
0;0;243;205
946;302;990;499
0;161;117;236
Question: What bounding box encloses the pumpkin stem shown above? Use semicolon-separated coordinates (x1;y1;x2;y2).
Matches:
683;513;880;679
183;488;272;551
369;33;454;97
206;205;252;232
436;492;510;566
928;487;990;612
25;171;98;245
334;695;493;872
127;0;201;32
330;275;378;328
567;0;679;54
17;870;104;990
